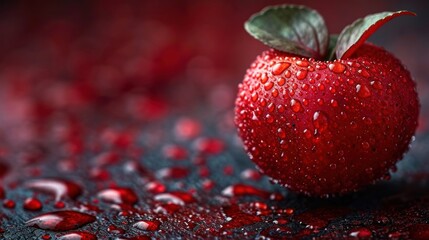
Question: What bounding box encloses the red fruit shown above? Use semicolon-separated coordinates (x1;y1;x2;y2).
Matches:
235;5;419;196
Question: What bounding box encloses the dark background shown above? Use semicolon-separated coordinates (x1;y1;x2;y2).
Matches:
0;1;429;239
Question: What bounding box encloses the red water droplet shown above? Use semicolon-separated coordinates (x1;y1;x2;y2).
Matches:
277;77;286;86
156;166;189;179
162;144;188;160
266;114;274;123
240;169;262;181
133;220;161;231
41;234;51;240
55;201;66;209
264;81;274;91
221;184;270;198
174;118;201;139
272;62;291;75
25;178;82;201
349;228;372;238
328;62;346;73
108;224;126;234
193;138;224;155
23;197;43;211
277;128;286;139
154;191;195;205
359;69;370;78
26;211;96;231
356;84;371;98
97;187;138;205
57;231;97;240
296;69;307;80
221;204;262;230
260;73;268;84
296;60;309;67
313;111;329;132
3;199;15;208
145;181;166;194
290;99;302;113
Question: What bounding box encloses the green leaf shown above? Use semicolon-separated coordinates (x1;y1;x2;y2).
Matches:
245;5;328;60
336;10;416;59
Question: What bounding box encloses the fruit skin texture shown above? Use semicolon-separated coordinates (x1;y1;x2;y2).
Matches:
235;43;419;196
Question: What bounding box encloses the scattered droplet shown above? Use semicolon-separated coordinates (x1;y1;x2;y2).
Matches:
97;187;138;205
25;178;82;201
356;84;371;98
26;211;95;231
313;111;329;132
290;99;302;113
133;220;161;231
23;197;43;211
57;231;97;240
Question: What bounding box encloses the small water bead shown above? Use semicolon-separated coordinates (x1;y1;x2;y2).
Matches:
356;84;371;98
370;80;383;90
23;197;43;211
271;62;291;75
349;228;372;238
277;77;286;86
145;181;166;194
330;99;338;107
271;89;279;97
290;99;302;113
97;187;138;205
266;114;274;123
251;92;258;102
154;192;195;205
3;199;15;208
284;70;291;78
359;69;370;78
296;60;309;67
313;111;329;132
26;211;96;231
133;220;161;231
277;128;286;139
267;102;275;112
328;62;346;74
264;82;274;91
221;184;270;198
260;73;268;84
57;232;97;240
296;70;307;80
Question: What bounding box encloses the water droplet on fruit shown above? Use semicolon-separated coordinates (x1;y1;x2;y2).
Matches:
266;114;274;123
277;128;286;139
277;77;286;86
24;178;82;201
58;232;97;240
359;69;370;78
145;181;166;194
264;82;274;91
356;84;371;98
328;62;346;73
296;60;309;67
23;197;43;211
313;111;328;132
272;62;290;75
133;220;161;231
370;80;383;90
296;70;307;80
25;211;96;231
290;99;302;112
260;73;268;84
97;187;138;205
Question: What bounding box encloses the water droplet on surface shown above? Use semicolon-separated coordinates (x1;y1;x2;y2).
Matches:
23;197;43;211
26;211;95;231
154;192;195;205
24;178;82;201
264;82;274;91
221;184;270;198
97;187;138;205
57;231;97;240
156;166;189;179
3;199;15;208
296;60;309;67
133;220;161;231
349;228;372;238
